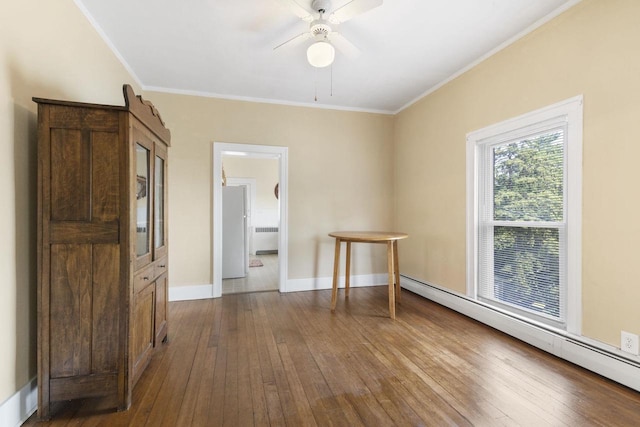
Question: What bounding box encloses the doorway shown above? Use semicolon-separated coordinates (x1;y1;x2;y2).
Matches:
212;143;288;298
223;170;277;294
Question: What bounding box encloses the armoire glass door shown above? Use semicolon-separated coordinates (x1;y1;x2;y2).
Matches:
136;143;151;258
154;155;165;250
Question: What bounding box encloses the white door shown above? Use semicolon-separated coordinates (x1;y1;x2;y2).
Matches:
222;186;247;278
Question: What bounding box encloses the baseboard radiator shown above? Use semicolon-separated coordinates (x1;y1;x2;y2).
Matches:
254;227;278;255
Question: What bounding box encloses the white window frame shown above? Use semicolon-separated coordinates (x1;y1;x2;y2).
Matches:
466;96;583;335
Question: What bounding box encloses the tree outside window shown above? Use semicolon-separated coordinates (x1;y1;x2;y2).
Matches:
490;131;564;319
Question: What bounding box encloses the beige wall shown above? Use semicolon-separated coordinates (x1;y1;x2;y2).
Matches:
394;0;640;347
148;92;395;285
0;0;140;404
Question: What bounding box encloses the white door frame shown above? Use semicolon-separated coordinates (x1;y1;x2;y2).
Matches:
213;142;288;298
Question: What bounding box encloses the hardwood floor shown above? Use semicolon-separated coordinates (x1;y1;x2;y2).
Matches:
25;286;640;426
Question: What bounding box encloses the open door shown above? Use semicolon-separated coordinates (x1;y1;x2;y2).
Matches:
222;185;247;278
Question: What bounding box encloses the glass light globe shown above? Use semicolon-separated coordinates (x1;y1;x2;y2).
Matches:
306;41;335;68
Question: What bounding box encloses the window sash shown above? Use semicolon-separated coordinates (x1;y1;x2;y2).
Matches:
478;124;568;325
478;222;567;325
467;96;582;333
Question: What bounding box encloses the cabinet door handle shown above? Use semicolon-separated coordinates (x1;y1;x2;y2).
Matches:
143;276;149;281
159;265;166;268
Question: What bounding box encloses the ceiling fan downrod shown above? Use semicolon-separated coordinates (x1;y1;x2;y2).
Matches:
311;0;332;14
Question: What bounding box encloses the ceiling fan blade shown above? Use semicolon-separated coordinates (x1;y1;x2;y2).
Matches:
274;0;315;22
328;33;361;59
274;32;312;50
329;0;382;23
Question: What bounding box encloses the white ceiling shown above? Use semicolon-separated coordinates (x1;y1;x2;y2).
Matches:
75;0;579;114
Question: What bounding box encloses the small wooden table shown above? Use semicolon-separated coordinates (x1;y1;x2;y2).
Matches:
329;231;408;319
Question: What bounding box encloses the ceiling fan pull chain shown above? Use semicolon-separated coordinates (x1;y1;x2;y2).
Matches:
314;68;318;101
331;64;333;97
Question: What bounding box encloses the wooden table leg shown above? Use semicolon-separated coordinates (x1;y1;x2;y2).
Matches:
393;240;401;304
345;241;351;298
387;241;396;319
331;238;341;312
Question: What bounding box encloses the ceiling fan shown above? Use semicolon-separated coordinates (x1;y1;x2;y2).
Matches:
274;0;383;68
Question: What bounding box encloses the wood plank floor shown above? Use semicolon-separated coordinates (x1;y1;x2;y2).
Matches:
25;287;640;426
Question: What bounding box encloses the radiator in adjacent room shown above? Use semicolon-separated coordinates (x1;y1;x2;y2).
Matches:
253;227;278;254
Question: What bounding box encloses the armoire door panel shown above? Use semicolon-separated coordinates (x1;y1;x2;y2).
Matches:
92;131;121;221
50;128;90;221
132;284;155;380
49;221;119;244
49;244;92;378
154;273;168;345
91;244;120;373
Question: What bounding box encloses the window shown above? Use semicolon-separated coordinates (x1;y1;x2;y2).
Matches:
466;97;582;333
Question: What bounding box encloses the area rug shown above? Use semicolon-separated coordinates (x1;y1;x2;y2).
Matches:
249;259;263;268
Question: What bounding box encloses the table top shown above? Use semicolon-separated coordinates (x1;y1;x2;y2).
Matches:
328;231;408;242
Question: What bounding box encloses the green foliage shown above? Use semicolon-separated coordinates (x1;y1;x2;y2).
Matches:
493;132;563;222
494;227;560;317
490;131;563;318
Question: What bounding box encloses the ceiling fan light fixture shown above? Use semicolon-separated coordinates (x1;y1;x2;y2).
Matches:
306;40;335;68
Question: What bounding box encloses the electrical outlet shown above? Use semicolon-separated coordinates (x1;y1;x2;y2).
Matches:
621;331;639;355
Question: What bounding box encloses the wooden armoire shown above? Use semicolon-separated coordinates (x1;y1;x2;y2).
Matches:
34;85;170;419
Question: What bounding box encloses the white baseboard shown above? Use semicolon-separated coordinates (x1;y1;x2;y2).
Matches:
168;274;389;301
169;284;214;301
0;376;37;427
285;273;388;293
401;275;640;393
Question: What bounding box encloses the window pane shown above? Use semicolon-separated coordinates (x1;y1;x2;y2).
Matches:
493;130;564;222
136;144;150;257
154;156;165;249
492;226;560;318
